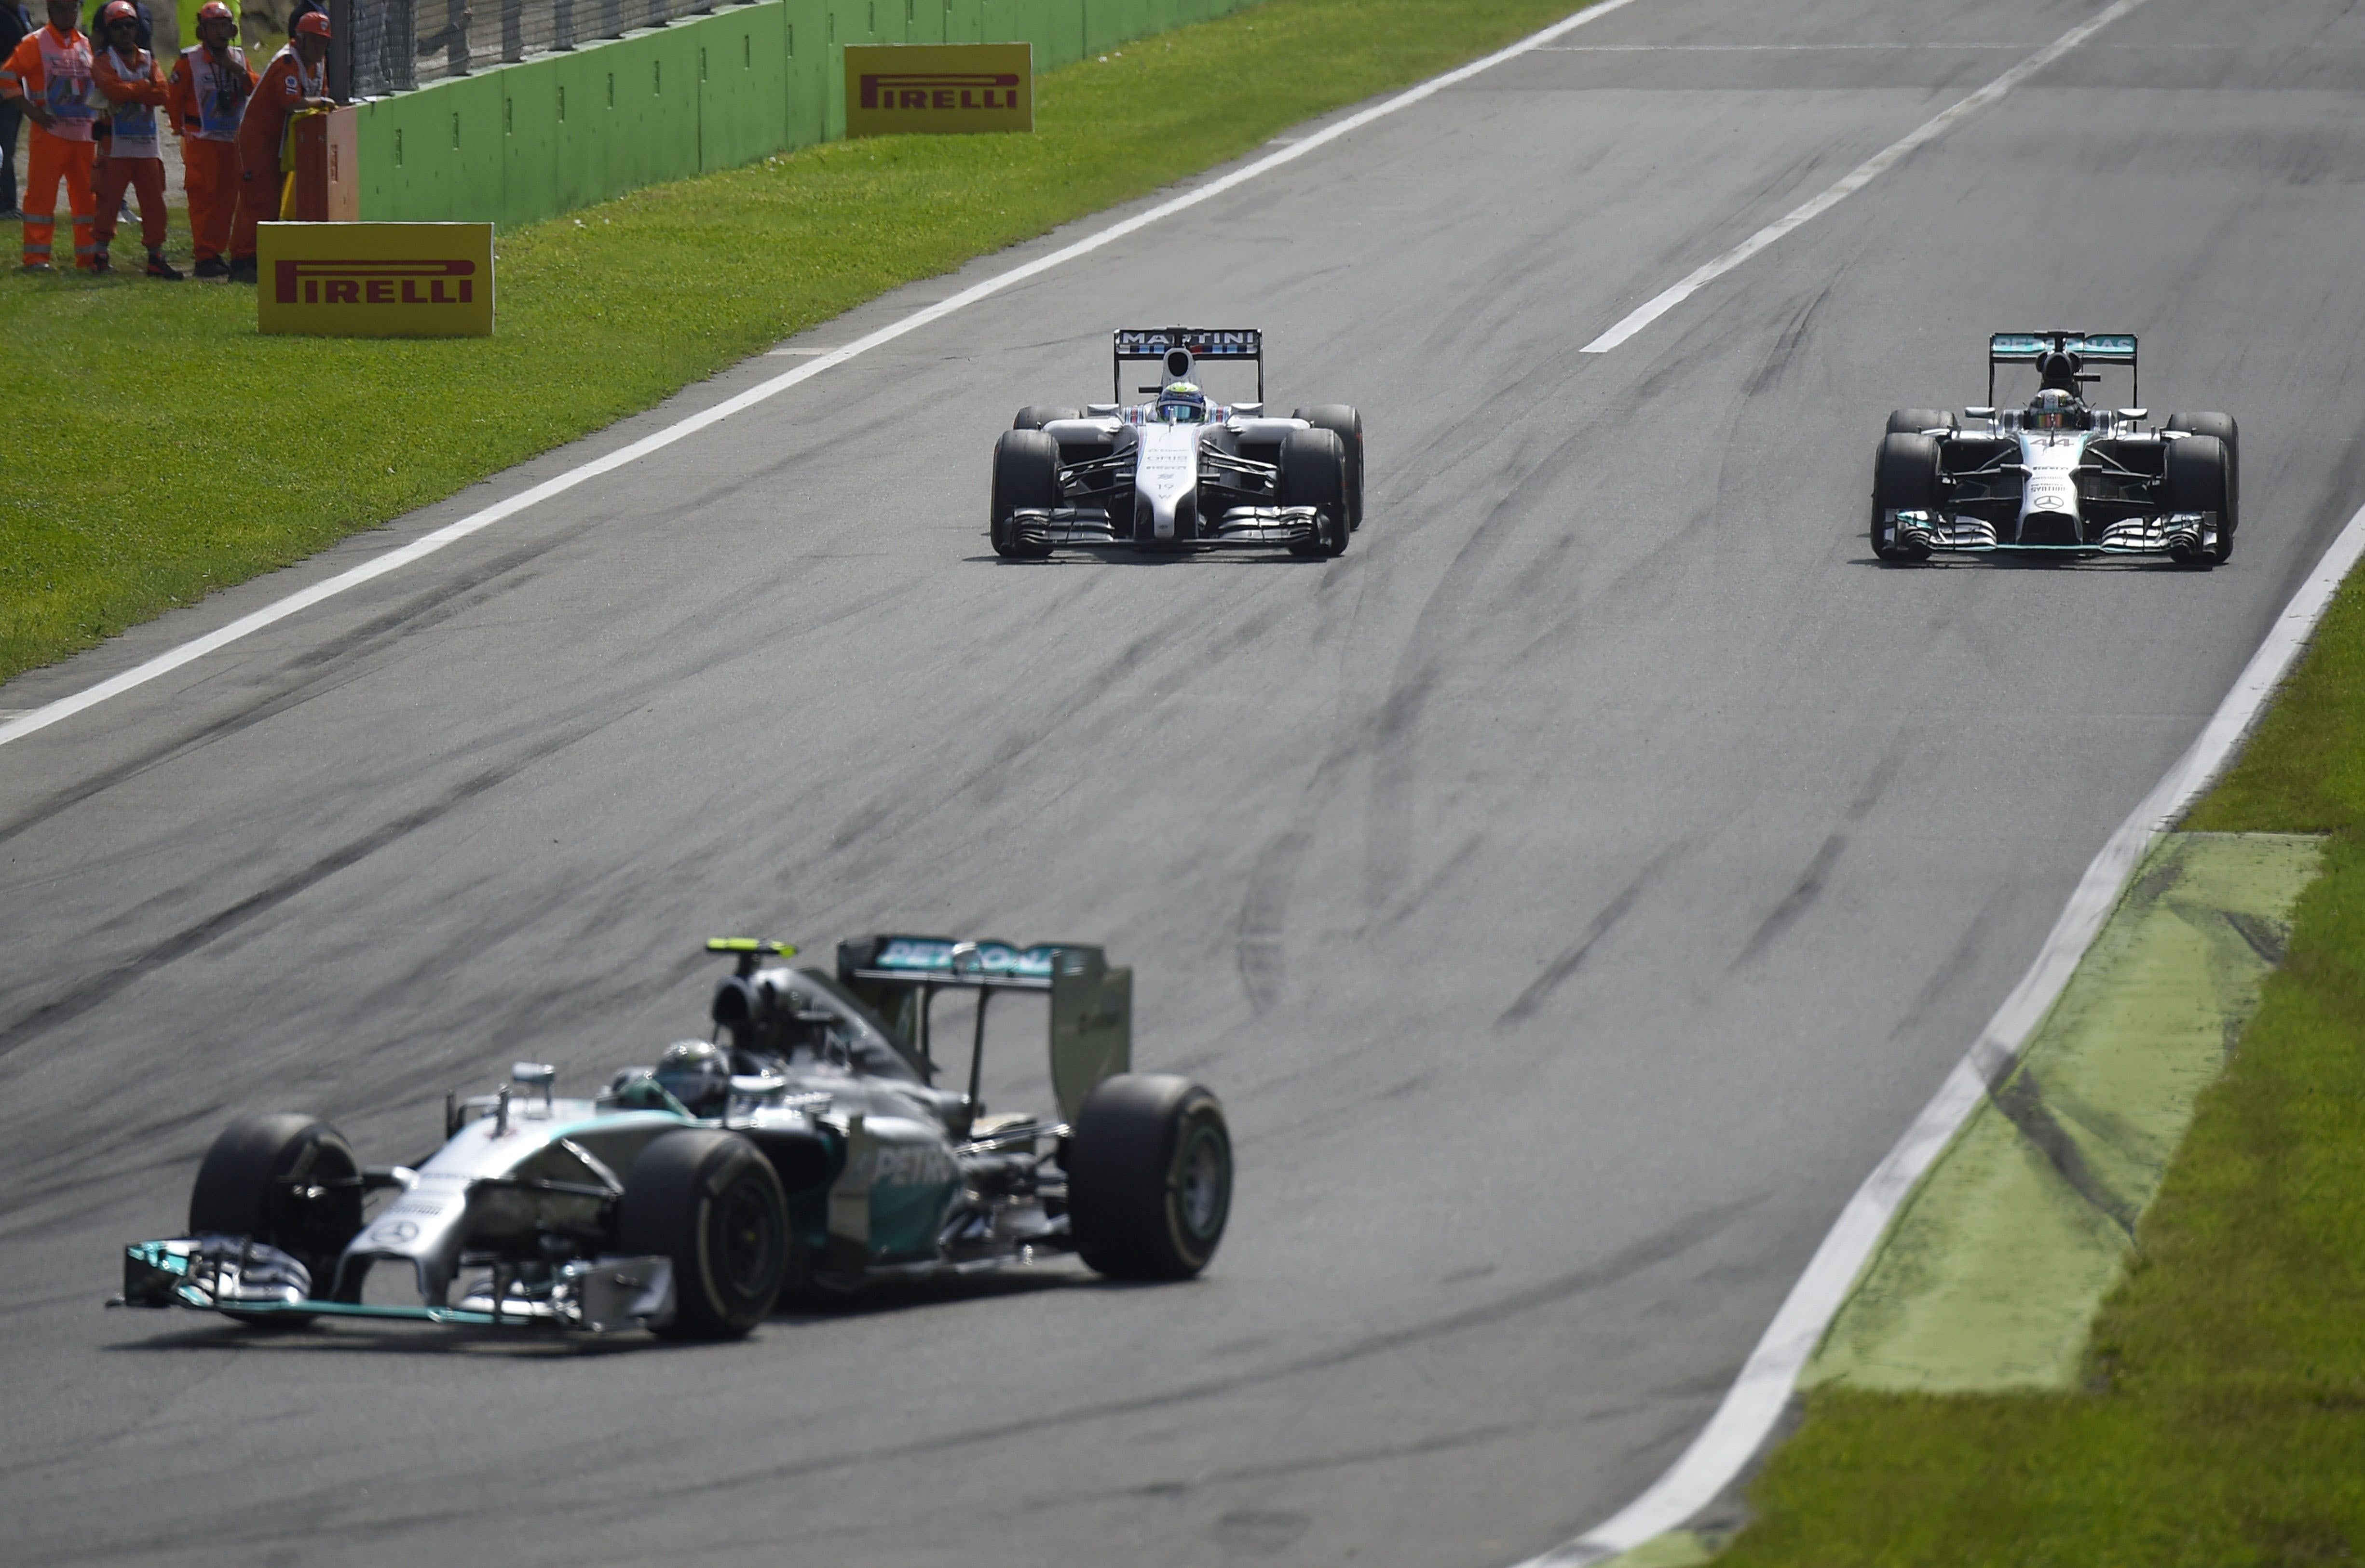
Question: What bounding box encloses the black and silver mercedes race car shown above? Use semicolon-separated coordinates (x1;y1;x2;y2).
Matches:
989;326;1364;558
1870;332;2239;565
112;936;1230;1341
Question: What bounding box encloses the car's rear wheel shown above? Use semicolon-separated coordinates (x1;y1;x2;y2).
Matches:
1280;428;1348;558
1293;405;1365;530
1871;431;1942;562
1886;409;1957;435
991;430;1060;559
188;1112;367;1321
1067;1075;1231;1280
618;1129;789;1340
1014;405;1082;431
2163;433;2232;568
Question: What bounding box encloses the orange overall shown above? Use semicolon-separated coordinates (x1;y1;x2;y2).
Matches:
228;42;318;263
91;41;168;257
167;40;251;262
1;24;99;269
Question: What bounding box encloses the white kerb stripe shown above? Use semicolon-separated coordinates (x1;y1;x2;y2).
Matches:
0;0;1645;753
1515;495;2365;1568
1579;0;2154;355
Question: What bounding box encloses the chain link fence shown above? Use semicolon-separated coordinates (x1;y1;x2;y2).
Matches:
333;0;736;97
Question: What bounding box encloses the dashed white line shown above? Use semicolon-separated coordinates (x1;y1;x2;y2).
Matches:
1579;0;2155;354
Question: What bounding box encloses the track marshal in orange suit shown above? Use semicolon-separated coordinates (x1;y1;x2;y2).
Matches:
225;5;328;284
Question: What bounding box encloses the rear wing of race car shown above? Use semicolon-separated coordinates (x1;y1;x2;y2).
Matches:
1989;331;2138;407
837;935;1131;1122
1115;326;1264;404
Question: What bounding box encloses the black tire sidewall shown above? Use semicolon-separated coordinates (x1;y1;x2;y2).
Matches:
992;430;1060;559
1293;405;1363;528
619;1130;789;1339
1068;1074;1232;1280
187;1112;364;1294
1280;429;1347;557
2163;433;2232;566
1871;431;1942;561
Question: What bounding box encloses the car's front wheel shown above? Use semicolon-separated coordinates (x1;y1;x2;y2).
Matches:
2163;433;2233;568
187;1112;367;1320
618;1130;789;1340
2165;413;2239;539
1280;428;1349;558
1067;1074;1231;1280
1870;431;1942;562
991;430;1060;559
1293;405;1365;530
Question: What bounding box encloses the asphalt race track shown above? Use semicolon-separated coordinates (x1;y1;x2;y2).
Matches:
7;1;2365;1562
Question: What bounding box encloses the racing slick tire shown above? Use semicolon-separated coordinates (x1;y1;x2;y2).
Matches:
1014;405;1082;432
1293;405;1365;530
991;429;1060;560
1886;409;1957;435
188;1112;367;1320
1280;428;1349;558
1870;431;1942;562
1068;1074;1231;1281
619;1129;790;1340
2165;413;2239;537
2162;433;2233;568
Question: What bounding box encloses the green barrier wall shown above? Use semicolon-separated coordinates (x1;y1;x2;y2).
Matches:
355;0;1256;226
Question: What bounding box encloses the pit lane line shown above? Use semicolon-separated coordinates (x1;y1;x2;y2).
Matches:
1514;493;2365;1568
0;0;1645;756
1577;0;2155;355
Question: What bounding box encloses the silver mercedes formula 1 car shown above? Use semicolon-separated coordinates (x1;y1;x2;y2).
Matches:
112;936;1231;1341
989;326;1365;558
1871;332;2240;565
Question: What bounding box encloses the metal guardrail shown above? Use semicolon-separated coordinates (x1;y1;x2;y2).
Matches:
325;0;736;98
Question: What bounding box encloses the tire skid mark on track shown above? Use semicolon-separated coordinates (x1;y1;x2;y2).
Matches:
1885;889;2012;1042
0;737;595;1062
1728;745;1903;970
0;526;592;853
1499;845;1684;1027
623;1198;1761;1506
1237;826;1311;1014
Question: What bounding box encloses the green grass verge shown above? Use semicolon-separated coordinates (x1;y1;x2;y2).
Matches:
0;0;1590;686
1712;578;2365;1566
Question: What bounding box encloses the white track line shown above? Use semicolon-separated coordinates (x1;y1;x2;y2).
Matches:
1579;0;2153;355
0;0;1643;754
1517;498;2365;1568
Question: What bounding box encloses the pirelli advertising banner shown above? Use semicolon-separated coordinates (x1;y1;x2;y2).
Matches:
845;43;1033;137
256;223;495;338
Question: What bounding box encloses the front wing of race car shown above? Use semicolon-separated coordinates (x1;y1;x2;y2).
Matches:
1016;422;1324;550
1879;508;2223;557
114;1235;679;1332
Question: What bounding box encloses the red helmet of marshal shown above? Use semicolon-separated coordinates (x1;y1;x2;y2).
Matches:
97;0;139;27
196;0;233;18
294;10;332;36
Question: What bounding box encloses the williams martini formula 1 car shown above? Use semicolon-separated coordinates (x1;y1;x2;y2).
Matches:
989;326;1365;558
112;936;1231;1341
1870;332;2240;565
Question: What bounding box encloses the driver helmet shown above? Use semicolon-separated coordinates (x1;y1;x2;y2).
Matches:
2028;388;2084;431
653;1039;732;1116
1155;381;1208;424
